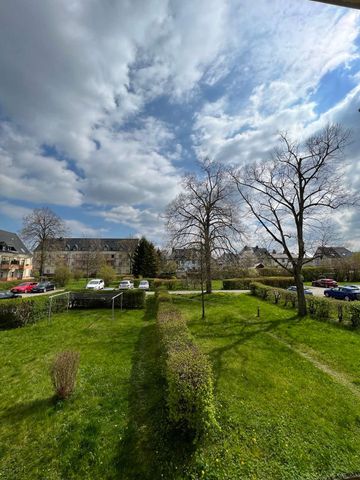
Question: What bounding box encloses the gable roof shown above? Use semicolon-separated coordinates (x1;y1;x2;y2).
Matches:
0;229;31;255
315;246;353;258
34;237;139;253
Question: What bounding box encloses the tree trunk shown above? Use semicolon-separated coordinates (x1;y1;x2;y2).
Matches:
204;241;212;294
40;242;45;278
294;267;307;317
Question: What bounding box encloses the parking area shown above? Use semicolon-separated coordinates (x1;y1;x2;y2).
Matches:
309;286;326;297
20;289;64;298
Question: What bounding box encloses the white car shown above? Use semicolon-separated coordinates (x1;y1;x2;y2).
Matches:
86;279;105;290
138;280;149;290
119;280;134;289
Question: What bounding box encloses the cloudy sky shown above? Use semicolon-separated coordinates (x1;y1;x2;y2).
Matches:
0;0;359;248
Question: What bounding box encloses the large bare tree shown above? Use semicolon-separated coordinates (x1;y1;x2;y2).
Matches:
232;124;356;316
21;207;67;277
165;159;243;293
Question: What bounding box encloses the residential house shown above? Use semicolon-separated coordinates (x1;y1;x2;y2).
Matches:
238;246;270;268
0;229;32;281
171;248;200;272
312;246;353;266
34;238;139;276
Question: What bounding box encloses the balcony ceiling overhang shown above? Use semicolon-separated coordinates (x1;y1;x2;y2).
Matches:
311;0;360;9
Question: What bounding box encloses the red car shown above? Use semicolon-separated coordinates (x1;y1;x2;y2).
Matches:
11;282;38;293
311;278;338;288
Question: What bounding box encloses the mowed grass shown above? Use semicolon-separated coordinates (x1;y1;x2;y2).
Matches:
0;308;143;480
173;293;360;480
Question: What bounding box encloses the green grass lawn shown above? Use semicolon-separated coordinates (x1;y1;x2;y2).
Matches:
172;293;360;480
0;308;144;480
3;294;360;479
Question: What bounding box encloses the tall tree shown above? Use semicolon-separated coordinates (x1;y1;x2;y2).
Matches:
165;159;242;293
21;207;67;277
82;239;104;278
232;124;356;316
132;237;159;278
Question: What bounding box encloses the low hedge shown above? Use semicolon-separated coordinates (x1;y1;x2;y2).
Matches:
69;289;145;309
223;276;294;290
250;282;360;328
0;296;51;329
156;292;217;438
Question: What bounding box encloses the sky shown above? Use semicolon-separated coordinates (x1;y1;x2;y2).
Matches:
0;0;359;250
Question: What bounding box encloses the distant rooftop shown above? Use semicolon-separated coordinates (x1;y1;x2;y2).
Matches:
311;1;360;9
34;237;139;252
0;229;31;255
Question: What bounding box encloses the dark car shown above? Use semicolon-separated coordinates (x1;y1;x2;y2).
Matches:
31;281;56;293
287;286;313;295
324;286;360;301
0;290;22;299
312;278;338;288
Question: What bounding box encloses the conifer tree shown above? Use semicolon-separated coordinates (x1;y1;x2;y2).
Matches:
132;237;159;277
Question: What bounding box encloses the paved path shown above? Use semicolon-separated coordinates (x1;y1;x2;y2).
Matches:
20;289;65;298
267;332;360;399
145;289;249;295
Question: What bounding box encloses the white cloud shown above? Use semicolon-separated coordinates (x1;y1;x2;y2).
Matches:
64;219;108;237
0;201;32;221
0;0;359;245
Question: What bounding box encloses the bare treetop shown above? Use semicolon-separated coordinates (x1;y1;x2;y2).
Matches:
232;123;357;316
21;207;68;276
166;158;243;293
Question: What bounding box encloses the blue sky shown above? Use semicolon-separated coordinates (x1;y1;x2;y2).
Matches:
0;0;359;249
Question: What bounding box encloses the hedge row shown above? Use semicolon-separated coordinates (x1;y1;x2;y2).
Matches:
69;289;145;309
0;296;53;329
250;282;360;328
155;291;217;437
223;276;294;290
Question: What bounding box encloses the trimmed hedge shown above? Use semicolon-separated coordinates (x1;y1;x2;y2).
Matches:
250;282;360;328
69;289;145;309
156;292;217;437
223;276;294;290
0;296;51;329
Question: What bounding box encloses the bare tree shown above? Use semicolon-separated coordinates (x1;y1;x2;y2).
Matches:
21;207;67;277
165;159;243;293
82;239;104;278
232;124;357;316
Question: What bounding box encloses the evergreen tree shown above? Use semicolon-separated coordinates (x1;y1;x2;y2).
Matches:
132;237;159;277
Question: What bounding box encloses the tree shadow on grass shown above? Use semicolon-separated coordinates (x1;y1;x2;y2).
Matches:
198;313;300;390
115;297;197;480
0;396;58;425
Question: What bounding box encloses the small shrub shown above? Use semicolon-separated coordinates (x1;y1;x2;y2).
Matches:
51;351;80;399
72;269;84;280
98;265;116;286
54;265;72;287
349;304;360;329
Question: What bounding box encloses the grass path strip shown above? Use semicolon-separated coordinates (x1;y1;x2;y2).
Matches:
267;332;360;399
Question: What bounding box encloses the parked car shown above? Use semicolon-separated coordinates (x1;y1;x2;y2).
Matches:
85;279;105;290
311;278;338;288
11;282;38;293
138;280;149;290
0;290;22;299
324;286;360;301
287;286;313;295
119;280;134;289
31;281;56;293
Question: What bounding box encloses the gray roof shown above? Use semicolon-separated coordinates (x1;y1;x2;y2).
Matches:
35;237;139;253
315;246;353;258
0;229;31;255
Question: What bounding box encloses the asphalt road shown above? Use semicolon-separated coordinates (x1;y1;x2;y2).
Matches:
19;289;65;298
